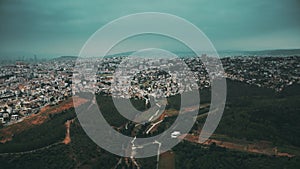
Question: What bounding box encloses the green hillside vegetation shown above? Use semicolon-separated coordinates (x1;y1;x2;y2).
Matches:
0;108;76;153
173;142;300;169
203;80;300;148
0;80;299;168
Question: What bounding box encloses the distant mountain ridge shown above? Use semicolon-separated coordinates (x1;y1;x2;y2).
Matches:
1;49;300;64
52;56;78;60
91;49;300;58
217;49;300;57
71;49;300;58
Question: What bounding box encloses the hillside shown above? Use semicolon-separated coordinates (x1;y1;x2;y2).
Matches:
0;80;299;168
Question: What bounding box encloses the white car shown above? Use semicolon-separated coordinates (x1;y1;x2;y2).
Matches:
171;131;181;138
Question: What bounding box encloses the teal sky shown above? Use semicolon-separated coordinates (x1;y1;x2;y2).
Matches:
0;0;300;58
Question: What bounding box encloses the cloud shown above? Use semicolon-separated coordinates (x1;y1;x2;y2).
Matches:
0;0;299;57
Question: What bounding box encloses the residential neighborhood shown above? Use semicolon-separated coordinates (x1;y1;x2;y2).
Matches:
1;55;299;125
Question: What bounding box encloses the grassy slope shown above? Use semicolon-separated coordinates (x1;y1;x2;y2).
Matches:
0;80;299;168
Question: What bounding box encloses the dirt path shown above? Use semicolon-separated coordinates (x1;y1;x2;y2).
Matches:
63;119;75;145
0;142;62;156
182;134;295;158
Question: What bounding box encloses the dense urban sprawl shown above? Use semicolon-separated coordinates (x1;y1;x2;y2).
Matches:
0;55;299;125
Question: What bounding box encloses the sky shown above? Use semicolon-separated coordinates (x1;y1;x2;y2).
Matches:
0;0;300;58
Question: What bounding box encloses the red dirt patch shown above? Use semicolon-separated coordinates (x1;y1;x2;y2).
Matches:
63;119;74;144
0;97;88;143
